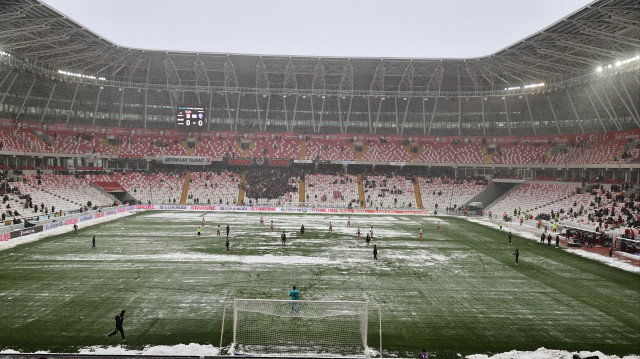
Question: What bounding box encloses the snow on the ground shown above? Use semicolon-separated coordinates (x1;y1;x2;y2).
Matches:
3;346;638;358
31;252;368;266
0;210;140;252
466;347;640;359
464;216;640;274
78;343;220;356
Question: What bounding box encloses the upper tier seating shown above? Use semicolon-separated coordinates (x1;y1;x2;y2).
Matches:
246;137;301;159
305;139;356;161
490;144;550;165
191;136;243;158
361;143;412;162
546;140;626;165
115;135;187;157
417;143;485;164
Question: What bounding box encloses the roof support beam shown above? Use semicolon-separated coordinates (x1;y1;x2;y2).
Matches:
565;89;584;134
590;83;621;131
619;77;640;122
610;84;639;127
92;86;101;127
428;97;438;136
584;87;608;132
524;94;537;135
65;82;79;124
0;72;18;108
546;95;561;134
15;75;36;121
39;83;56;123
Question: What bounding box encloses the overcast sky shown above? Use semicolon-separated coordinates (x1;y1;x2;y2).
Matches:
41;0;594;59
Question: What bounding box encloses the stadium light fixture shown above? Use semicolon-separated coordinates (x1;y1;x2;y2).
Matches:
0;50;10;57
504;86;521;91
524;83;545;89
597;55;639;73
621;55;639;64
58;69;106;81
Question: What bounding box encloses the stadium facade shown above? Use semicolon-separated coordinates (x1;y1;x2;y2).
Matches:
0;0;638;183
0;0;638;136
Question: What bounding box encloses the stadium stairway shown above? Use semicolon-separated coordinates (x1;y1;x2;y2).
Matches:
412;146;422;163
464;179;522;210
299;179;305;206
413;176;423;208
300;140;306;159
357;174;365;208
29;132;49;151
238;172;246;205
358;145;368;161
180;171;192;204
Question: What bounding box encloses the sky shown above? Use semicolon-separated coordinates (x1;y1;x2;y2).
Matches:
41;0;594;59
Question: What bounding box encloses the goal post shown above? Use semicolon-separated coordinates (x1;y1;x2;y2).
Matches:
233;299;369;356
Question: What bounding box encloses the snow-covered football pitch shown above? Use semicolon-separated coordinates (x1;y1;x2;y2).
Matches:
0;210;638;358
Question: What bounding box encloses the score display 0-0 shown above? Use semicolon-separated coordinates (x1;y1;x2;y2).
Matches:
177;107;206;128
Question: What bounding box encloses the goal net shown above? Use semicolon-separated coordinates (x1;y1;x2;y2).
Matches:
233;299;369;356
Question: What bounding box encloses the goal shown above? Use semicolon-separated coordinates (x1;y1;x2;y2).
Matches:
233;299;369;356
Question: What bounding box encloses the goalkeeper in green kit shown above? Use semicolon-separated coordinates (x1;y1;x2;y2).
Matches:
289;286;300;313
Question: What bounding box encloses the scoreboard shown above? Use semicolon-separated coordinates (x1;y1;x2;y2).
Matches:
177;107;206;128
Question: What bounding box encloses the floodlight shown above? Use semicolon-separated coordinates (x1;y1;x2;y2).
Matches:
596;66;603;72
615;61;622;67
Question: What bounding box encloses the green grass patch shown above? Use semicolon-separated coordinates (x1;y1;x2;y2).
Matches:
0;211;638;358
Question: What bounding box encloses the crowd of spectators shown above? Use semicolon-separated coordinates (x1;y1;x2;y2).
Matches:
243;167;299;201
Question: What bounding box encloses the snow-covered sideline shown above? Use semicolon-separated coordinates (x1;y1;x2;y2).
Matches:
78;343;220;356
466;347;639;359
2;345;638;358
0;210;139;252
464;216;640;274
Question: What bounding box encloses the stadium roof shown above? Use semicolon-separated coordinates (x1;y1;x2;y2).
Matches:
0;0;638;94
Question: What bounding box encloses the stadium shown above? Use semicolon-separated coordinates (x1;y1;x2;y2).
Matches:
0;0;638;358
